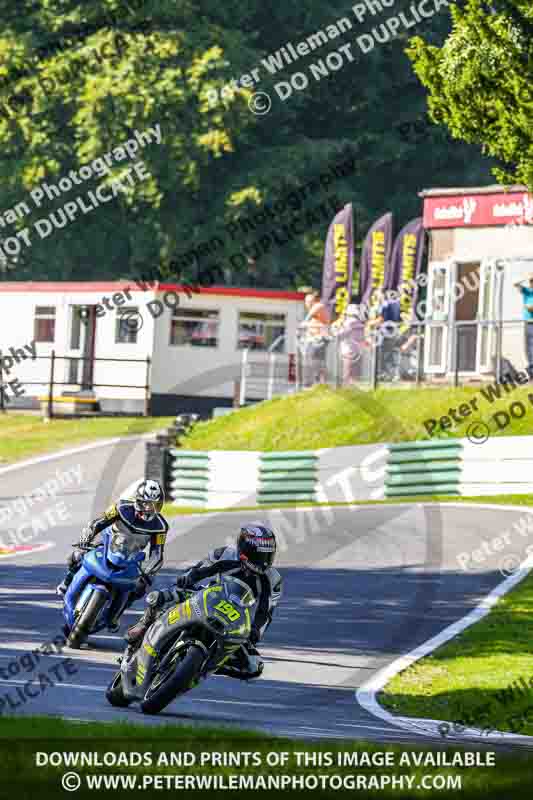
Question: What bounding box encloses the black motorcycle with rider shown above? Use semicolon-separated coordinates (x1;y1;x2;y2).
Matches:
106;523;282;713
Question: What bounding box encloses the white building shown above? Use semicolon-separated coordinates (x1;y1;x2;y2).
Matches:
421;185;533;379
0;281;305;415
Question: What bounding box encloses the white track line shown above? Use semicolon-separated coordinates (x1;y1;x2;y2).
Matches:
356;502;533;744
0;434;155;477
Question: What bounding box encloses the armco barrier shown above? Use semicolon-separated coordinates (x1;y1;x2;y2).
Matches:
258;452;318;504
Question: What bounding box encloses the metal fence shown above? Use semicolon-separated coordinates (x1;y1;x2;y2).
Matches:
0;350;151;417
238;318;533;402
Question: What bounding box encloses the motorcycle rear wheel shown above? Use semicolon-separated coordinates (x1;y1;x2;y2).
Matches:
106;670;133;707
141;644;205;715
67;591;107;649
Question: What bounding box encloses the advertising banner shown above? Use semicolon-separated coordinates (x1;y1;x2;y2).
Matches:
321;203;355;321
387;217;425;325
358;212;393;307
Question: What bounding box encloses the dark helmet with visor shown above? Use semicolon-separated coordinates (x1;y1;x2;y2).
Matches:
237;523;277;574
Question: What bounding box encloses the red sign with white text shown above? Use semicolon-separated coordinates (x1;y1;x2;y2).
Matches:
423;191;533;229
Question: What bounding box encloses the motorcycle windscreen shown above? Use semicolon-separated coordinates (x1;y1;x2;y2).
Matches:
204;578;255;639
222;576;256;608
107;531;149;566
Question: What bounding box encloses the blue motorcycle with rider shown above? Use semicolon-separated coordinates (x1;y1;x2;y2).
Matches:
57;480;168;649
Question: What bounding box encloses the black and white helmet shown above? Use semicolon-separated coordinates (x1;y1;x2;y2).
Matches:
134;480;164;521
237;522;277;574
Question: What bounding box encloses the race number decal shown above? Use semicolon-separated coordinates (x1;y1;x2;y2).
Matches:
155;533;166;546
214;600;240;622
168;606;181;625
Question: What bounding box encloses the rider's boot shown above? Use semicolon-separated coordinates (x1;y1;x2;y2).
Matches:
56;551;83;597
107;594;132;633
125;605;157;646
56;568;75;597
215;644;264;680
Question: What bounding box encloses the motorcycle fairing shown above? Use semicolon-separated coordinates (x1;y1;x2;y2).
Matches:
63;535;142;631
127;583;254;699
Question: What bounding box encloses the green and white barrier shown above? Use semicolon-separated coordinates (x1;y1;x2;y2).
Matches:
258;452;318;504
385;441;463;497
166;449;261;507
165;444;384;508
385;435;533;497
166;450;211;505
166;435;533;509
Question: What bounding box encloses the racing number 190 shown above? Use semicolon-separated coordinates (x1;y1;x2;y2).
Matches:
214;600;240;621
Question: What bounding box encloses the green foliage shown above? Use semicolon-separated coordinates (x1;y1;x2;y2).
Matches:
381;565;533;736
407;0;533;188
0;413;174;463
0;0;496;286
177;381;533;452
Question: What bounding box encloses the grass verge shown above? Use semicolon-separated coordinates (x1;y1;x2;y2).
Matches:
380;567;533;737
0;415;173;464
176;384;533;451
0;716;531;799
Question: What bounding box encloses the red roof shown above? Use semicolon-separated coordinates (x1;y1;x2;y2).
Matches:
0;281;305;301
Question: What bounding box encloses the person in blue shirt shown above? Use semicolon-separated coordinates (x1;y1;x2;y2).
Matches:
366;290;402;380
514;273;533;370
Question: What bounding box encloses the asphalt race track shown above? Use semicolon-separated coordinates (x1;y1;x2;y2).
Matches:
1;439;531;746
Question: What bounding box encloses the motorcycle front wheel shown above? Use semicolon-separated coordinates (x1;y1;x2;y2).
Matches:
67;591;107;649
106;670;133;707
141;644;205;715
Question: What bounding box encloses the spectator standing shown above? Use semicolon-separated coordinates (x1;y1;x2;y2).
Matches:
299;291;330;387
331;304;363;385
514;273;533;372
366;290;401;381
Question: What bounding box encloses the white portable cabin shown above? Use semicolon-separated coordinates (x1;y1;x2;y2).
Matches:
0;281;305;414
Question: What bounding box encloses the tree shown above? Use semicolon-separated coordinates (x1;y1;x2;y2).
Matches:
407;0;533;189
0;0;497;287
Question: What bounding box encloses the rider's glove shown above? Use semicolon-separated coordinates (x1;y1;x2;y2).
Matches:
135;574;152;594
175;572;193;590
79;526;94;548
